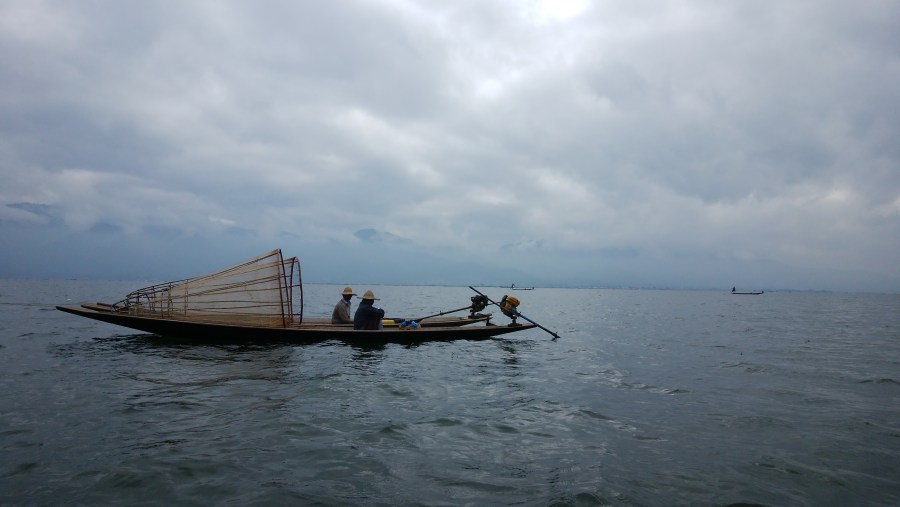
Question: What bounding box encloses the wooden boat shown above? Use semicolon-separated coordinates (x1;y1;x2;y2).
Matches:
56;249;538;344
731;287;764;295
56;304;534;344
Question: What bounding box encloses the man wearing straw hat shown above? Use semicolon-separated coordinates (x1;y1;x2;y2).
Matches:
331;287;356;324
354;290;385;330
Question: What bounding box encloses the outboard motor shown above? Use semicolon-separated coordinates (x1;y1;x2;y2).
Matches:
499;295;520;324
469;295;488;317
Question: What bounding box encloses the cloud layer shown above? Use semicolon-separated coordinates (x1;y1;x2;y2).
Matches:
2;0;899;291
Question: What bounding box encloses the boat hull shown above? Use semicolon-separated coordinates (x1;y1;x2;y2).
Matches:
56;305;535;344
301;314;493;328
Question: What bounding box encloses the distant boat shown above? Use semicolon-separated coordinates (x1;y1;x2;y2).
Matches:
731;287;764;295
510;283;534;290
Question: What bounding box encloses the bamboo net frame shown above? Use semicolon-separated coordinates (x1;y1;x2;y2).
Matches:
113;249;303;327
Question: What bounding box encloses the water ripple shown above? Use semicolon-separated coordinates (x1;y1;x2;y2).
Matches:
2;282;898;505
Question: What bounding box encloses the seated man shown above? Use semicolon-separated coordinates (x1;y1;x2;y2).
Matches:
331;287;356;324
353;290;385;330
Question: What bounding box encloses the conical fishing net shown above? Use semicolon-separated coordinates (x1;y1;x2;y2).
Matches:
115;249;302;327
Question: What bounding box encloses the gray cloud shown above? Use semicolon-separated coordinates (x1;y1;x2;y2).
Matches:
1;0;898;292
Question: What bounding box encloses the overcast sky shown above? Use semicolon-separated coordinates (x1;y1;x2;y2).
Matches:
2;0;899;292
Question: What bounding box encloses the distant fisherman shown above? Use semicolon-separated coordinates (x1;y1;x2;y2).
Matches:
331;287;355;324
354;290;385;330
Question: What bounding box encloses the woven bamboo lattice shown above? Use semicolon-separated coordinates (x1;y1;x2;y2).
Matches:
114;249;302;327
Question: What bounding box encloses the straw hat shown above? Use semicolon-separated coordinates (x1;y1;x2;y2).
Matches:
341;287;356;296
361;290;379;300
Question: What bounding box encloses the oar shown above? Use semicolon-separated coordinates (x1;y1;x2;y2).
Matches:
469;286;560;340
409;294;490;322
414;304;478;322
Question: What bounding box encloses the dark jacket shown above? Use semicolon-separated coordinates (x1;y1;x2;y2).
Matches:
354;301;385;330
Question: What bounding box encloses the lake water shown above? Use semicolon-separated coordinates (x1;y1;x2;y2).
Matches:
1;279;898;506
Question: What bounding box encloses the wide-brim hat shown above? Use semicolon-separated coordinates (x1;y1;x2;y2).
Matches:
342;287;356;296
361;290;379;300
